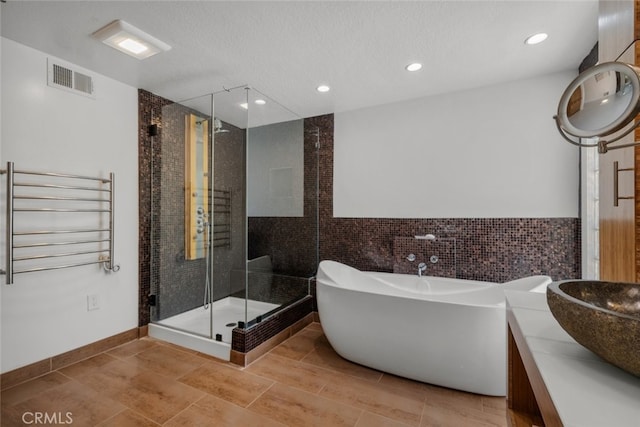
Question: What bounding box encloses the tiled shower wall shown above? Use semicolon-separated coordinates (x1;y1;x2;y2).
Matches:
138;90;170;327
138;91;317;354
139;90;210;321
138;90;246;324
247;124;319;278
316;114;581;282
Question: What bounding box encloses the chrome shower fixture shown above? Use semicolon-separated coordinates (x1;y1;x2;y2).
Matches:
415;234;436;241
214;118;229;134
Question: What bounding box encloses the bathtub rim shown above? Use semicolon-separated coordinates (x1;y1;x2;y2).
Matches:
316;260;552;308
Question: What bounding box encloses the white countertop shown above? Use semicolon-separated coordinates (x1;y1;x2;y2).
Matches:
505;290;640;427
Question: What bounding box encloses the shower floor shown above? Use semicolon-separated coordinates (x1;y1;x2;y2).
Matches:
154;297;280;344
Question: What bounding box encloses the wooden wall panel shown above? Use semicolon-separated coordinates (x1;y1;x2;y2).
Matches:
598;0;637;282
636;0;640;283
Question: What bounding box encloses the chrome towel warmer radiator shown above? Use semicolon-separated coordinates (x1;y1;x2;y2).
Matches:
1;161;119;285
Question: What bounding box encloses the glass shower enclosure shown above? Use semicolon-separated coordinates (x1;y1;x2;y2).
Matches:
148;87;318;360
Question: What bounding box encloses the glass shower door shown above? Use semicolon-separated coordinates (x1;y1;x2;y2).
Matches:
150;94;215;340
212;85;312;329
243;87;316;327
149;85;318;349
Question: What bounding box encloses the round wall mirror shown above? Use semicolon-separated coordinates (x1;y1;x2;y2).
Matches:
555;61;640;148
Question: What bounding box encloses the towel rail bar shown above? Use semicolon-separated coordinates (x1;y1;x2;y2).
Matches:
14;259;111;274
0;161;119;284
14;195;109;202
14;208;111;213
14;229;110;236
11;169;111;183
14;182;110;192
14;249;109;262
14;239;110;248
4;162;14;284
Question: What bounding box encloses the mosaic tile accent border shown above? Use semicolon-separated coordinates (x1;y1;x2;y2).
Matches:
321;218;580;282
231;296;313;353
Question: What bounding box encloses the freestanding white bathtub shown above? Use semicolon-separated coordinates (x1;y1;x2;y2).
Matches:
316;260;551;396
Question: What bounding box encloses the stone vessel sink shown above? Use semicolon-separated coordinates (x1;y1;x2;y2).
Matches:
547;280;640;377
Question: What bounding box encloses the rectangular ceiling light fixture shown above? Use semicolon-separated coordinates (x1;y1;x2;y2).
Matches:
92;19;171;60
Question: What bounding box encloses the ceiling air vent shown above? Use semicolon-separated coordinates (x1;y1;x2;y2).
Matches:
47;58;95;99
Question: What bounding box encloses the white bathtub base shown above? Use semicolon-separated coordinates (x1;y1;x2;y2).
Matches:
148;322;231;360
316;260;551;397
320;293;506;396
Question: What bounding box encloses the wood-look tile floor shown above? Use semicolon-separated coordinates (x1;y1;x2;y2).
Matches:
1;323;507;426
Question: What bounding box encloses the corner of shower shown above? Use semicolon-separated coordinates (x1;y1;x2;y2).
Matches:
147;86;318;362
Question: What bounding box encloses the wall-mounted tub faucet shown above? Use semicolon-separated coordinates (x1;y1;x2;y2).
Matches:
418;262;427;277
415;234;436;241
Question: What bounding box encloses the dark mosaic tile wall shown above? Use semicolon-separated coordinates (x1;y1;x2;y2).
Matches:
140;93;201;321
209;122;247;302
156;101;211;319
138;90;246;324
322;218;580;282
138;90;173;327
393;237;456;278
315;113;581;283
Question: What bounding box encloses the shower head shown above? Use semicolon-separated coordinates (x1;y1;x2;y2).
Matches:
214;118;229;134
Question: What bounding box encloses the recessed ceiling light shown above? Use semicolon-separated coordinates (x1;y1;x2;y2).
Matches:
240;103;249;110
524;33;548;45
405;63;422;72
317;85;330;93
92;19;171;60
254;99;266;105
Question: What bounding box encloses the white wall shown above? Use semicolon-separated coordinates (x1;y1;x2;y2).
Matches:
334;71;580;218
0;38;139;373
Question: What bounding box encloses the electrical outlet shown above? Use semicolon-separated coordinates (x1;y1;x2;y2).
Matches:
87;294;100;311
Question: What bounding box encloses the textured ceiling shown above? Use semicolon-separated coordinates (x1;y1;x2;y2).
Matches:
1;1;599;121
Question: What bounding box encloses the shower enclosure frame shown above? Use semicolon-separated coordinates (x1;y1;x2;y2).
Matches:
144;86;318;361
